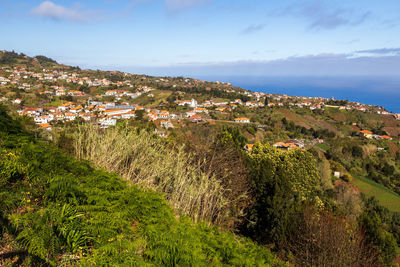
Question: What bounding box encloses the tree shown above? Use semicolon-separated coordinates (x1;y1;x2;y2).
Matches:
359;197;397;266
285;206;377;267
318;158;333;190
352;145;364;158
245;143;321;244
218;126;248;149
135;110;145;121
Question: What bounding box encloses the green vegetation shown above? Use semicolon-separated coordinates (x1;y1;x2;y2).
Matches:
245;143;321;244
43;97;66;107
351;176;400;212
315;143;330;151
72;123;231;225
0;51;27;65
34;55;57;66
133;90;173;107
0;106;280;266
359;197;399;266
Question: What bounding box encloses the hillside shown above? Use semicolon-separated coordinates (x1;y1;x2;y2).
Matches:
0;105;281;266
2;50;400;266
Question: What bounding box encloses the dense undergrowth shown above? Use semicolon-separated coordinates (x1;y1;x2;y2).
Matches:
0;106;281;266
72;124;231;226
67;119;400;266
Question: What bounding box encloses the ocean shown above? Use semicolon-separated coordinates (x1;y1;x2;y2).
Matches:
195;76;400;113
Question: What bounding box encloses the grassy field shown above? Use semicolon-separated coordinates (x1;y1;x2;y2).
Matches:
351;175;400;212
132;90;172;107
315;143;330;151
44;98;66;106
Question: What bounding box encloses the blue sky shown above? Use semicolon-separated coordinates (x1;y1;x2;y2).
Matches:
1;0;400;76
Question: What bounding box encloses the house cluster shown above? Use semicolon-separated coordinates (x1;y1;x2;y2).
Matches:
46;86;87;96
273;138;324;150
17;101;138;129
176;98;238;110
249;92;394;116
103;88;150;100
0;66;136;91
175;98;253;123
17;95;216;130
244;139;324;152
359;130;393;140
3;62;399;135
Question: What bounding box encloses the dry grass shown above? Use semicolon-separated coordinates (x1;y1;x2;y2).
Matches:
73;124;230;225
362;144;377;158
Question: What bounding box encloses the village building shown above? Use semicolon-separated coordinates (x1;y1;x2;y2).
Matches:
234;117;250;123
360;130;373;139
190;114;202;122
57;102;74;112
38;123;52;131
160;120;174;129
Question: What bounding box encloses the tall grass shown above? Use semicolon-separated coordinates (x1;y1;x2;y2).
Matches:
73;124;230;225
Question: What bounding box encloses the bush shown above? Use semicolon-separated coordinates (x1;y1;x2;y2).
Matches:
342;173;353;182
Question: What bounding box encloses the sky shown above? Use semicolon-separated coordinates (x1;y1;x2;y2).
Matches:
1;0;400;77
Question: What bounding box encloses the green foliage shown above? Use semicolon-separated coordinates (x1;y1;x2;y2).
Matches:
0;51;26;65
281;118;336;139
135;109;145;120
218;126;248;149
0;106;281;266
35;55;57;65
245;143;321;244
342;173;353;182
359;197;398;266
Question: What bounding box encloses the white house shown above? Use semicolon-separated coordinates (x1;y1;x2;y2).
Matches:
158;110;170;119
121;111;136;119
104;109;131;116
34;115;53;124
185;111;196;117
234;117;250;123
57;102;74;111
13;98;22;104
70;105;83;113
99;117;117;128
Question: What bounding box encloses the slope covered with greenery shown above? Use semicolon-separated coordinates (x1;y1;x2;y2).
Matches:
351;175;400;212
0;105;281;266
2;50;400;265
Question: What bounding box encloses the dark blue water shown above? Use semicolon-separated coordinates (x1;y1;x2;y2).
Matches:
195;76;400;113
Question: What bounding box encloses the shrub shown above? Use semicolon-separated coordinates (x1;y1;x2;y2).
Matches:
342;173;353;182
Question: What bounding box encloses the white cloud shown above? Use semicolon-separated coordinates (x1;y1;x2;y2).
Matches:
31;1;88;22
